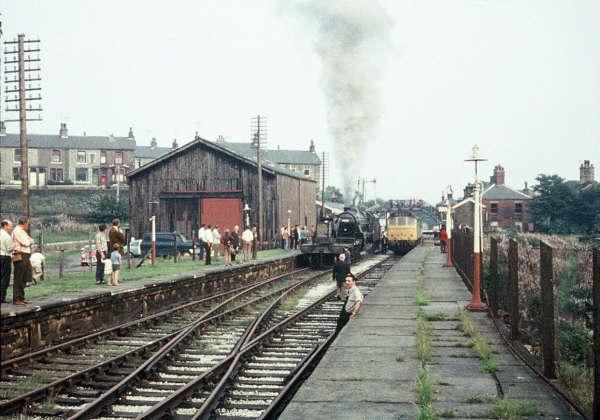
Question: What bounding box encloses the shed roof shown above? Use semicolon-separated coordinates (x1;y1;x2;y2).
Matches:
134;145;172;159
127;137;315;182
222;142;321;165
483;184;531;200
0;133;135;150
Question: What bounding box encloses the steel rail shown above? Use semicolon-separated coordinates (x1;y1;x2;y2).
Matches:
0;268;307;416
133;269;329;420
68;270;324;420
186;257;390;420
1;267;309;370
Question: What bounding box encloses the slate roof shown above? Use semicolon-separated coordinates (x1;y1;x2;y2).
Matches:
135;145;172;159
483;184;531;200
0;133;135;150
221;142;321;165
128;137;315;183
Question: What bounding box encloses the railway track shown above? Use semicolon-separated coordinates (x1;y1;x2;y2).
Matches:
1;255;394;419
0;267;315;417
131;256;393;419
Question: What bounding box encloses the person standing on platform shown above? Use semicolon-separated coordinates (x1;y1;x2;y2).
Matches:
30;248;45;284
95;224;108;284
344;247;352;267
251;225;258;260
212;225;221;260
299;226;307;245
12;217;33;305
280;226;285;249
283;227;290;250
439;225;448;253
109;243;121;286
204;225;213;265
231;225;240;264
336;273;363;333
0;219;14;304
222;229;232;266
108;219;125;255
290;225;298;249
332;252;350;300
241;226;253;262
198;224;206;260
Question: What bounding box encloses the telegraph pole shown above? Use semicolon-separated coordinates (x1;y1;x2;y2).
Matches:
3;34;42;221
320;151;329;219
251;115;267;249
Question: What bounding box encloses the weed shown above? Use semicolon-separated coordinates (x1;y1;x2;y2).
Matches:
487;398;537;419
456;310;477;337
471;337;493;361
414;368;435;407
396;354;405;362
425;313;446;321
416;318;432;362
414;290;430;306
438;409;455;418
417;405;437;420
480;360;502;373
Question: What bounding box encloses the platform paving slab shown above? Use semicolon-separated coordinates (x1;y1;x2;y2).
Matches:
281;246;583;420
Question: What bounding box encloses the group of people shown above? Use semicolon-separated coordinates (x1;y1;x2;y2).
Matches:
94;218;126;286
279;225;308;250
0;217;44;305
198;224;258;266
331;248;364;333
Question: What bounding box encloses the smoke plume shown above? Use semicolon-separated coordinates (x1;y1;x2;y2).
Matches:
287;1;392;200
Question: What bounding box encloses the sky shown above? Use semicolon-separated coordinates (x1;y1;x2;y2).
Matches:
1;0;599;204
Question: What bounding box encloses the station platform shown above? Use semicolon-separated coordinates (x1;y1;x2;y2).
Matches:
281;246;581;420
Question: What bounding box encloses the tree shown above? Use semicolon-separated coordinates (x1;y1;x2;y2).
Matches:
322;185;344;203
86;194;129;224
530;175;576;233
571;183;600;234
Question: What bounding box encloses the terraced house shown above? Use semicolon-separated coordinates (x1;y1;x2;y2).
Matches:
0;122;136;187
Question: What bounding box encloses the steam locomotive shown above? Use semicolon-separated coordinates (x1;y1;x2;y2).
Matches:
301;207;383;267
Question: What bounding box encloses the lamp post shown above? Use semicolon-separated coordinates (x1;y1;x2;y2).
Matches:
465;145;487;311
244;203;250;229
287;209;291;233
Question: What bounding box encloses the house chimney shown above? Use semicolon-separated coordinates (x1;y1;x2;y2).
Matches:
490;164;505;185
0;121;6;136
309;139;316;153
172;138;179;149
580;160;595;183
195;131;200;141
59;122;68;139
215;134;225;143
447;185;453;201
128;127;134;140
150;137;157;148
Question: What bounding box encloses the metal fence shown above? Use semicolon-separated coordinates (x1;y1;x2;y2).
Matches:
451;230;599;419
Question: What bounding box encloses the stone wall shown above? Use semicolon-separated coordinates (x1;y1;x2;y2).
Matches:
1;254;298;359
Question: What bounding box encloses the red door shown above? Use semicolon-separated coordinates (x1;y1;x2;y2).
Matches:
201;198;242;230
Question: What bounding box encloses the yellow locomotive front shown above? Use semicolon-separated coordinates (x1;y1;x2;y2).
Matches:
387;215;422;254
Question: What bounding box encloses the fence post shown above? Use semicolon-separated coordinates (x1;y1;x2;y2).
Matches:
593;248;599;420
88;238;93;272
489;237;498;315
508;238;519;341
539;240;556;379
173;233;178;263
59;249;65;278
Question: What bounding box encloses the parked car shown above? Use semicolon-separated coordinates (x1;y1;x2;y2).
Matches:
80;245;97;266
139;232;194;258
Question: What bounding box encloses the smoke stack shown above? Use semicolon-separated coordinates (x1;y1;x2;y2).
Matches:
150;137;157;148
172;138;179;150
128;127;134;140
580;160;595;183
490;164;505;185
59;122;68;139
309;139;316;153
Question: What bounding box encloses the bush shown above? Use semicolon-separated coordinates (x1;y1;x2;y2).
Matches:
85;194;129;224
559;322;592;364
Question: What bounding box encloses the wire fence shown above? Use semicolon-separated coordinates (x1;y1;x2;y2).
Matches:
451;230;598;419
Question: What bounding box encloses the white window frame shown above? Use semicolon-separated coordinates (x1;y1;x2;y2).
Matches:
76;150;87;164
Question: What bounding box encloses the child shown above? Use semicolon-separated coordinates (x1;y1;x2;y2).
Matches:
110;243;121;286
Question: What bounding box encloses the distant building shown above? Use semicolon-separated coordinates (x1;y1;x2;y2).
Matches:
134;137;174;168
0;122;134;187
483;165;532;232
565;160;597;192
219;139;322;189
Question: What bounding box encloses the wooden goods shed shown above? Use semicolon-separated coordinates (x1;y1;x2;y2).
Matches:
127;137;316;242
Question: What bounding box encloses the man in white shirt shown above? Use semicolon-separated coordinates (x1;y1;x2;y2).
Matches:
197;224;206;260
204;225;213;265
0;219;14;303
336;273;363;333
30;249;45;283
241;227;253;262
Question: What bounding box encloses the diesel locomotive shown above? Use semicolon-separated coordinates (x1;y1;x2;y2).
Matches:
387;211;422;255
301;207;382;267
